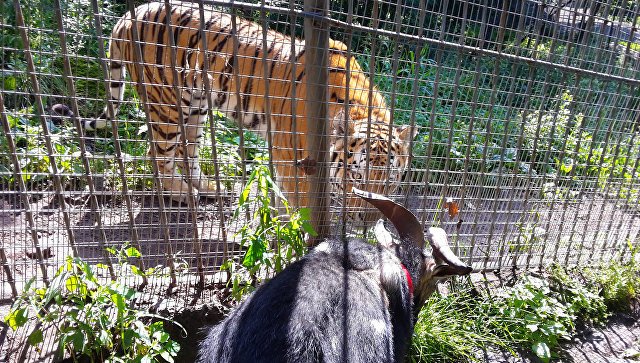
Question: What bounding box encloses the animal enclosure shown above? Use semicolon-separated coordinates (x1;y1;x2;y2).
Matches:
1;0;640;313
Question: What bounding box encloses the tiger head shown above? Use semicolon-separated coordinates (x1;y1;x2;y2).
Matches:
329;109;417;224
322;39;418;223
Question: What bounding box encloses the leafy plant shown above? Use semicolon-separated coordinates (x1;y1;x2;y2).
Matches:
583;240;640;311
5;245;183;363
508;222;546;253
489;276;575;362
410;280;514;363
222;165;316;301
549;263;609;327
199;113;268;185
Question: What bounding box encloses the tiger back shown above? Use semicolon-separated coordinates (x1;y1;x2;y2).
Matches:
90;1;417;221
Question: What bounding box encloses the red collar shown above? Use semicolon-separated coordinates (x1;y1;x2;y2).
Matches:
400;264;414;297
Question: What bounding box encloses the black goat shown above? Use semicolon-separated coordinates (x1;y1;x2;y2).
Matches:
198;189;472;363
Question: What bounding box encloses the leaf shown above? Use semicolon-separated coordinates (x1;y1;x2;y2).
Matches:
532;341;551;361
122;328;135;350
97;329;112;348
160;350;176;363
5;307;29;329
137;124;148;135
69;331;86;352
444;197;460;219
242;239;267;268
65;276;88;296
130;265;144;277
238;184;252;206
27;329;43;346
301;221;317;237
124;246;141;258
110;293;127;320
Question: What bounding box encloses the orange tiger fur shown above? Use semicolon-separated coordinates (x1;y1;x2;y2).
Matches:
88;1;416;219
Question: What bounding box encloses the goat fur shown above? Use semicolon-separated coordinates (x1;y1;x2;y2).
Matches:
198;238;416;363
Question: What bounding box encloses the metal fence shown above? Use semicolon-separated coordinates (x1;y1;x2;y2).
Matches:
2;0;640;310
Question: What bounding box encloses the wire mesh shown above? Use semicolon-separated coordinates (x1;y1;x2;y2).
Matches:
1;0;640;334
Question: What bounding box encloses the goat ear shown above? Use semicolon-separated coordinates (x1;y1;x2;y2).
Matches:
426;228;473;276
374;219;395;249
432;265;467;278
352;188;424;250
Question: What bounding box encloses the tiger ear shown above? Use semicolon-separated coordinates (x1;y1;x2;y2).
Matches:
332;109;355;136
397;124;418;143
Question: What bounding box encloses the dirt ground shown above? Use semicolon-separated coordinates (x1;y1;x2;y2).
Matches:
478;311;640;363
2;274;639;363
0;185;639;362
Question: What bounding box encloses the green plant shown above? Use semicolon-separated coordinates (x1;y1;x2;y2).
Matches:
490;275;575;362
549;263;609;326
508;223;546;253
0;107;86;188
5;245;183;363
199;113;268;184
410;280;514;363
583;240;640;311
222;165;316;301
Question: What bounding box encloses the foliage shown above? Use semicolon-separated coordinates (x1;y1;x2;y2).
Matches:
5;245;183;363
582;240;640;311
199;113;268;187
411;246;640;363
489;276;574;362
0;107;85;188
221;165;316;301
410;280;514;363
549;263;609;327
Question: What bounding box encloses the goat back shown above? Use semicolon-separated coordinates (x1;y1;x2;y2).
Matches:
198;238;413;363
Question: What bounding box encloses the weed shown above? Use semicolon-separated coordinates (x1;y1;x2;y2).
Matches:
583;240;640;311
5;245;183;362
549;263;609;327
221;165;316;301
490;276;575;362
410;280;514;363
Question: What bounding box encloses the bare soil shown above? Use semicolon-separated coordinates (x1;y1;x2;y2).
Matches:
1;185;639;362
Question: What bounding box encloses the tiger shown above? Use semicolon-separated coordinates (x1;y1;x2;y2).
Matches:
87;1;417;221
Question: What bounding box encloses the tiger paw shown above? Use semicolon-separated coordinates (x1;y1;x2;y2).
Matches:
195;179;234;200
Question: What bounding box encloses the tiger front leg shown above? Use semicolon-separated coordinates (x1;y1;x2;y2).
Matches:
175;130;225;198
177;76;226;198
147;122;198;204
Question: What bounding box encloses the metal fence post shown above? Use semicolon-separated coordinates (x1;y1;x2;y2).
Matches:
304;0;330;243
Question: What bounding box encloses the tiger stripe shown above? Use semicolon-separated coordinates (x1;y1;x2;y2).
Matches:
87;1;416;220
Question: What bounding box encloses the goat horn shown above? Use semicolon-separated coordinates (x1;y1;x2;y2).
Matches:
426;227;473;275
352;188;424;250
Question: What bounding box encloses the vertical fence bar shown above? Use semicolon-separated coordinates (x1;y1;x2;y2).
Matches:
53;0;121;279
0;94;48;290
89;0;148;286
0;247;17;298
161;0;204;284
303;0;329;242
338;0;353;237
12;0;89;280
125;0;177;286
195;2;230;279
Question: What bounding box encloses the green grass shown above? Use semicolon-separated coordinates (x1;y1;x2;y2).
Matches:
410;255;637;363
